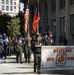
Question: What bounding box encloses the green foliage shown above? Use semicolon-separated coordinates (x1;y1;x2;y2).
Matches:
7;18;21;36
0;12;24;35
16;12;24;35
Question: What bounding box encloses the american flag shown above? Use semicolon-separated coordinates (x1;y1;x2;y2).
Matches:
24;2;29;33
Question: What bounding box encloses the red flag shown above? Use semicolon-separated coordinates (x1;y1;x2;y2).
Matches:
24;2;29;33
32;7;40;33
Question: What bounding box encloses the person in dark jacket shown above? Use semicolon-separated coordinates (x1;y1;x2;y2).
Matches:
44;31;54;46
34;34;42;74
3;33;8;59
42;32;47;45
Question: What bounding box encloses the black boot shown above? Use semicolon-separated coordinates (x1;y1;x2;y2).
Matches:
34;64;36;72
28;58;30;63
25;58;27;62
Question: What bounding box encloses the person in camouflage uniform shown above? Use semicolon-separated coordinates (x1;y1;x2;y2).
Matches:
24;34;31;63
16;36;23;63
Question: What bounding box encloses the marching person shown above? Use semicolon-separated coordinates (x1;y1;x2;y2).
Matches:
34;34;42;74
0;35;4;58
16;36;23;63
8;36;12;56
44;31;54;46
3;33;9;59
24;34;31;63
42;32;47;45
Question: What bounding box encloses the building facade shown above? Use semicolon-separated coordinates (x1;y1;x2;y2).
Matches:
21;0;74;45
0;0;20;16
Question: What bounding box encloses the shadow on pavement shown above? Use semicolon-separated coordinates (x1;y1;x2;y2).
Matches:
1;61;17;63
2;72;35;74
41;70;74;74
17;67;33;69
6;57;16;59
2;71;73;75
1;61;34;64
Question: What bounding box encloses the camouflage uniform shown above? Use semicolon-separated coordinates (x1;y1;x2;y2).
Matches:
24;35;31;63
16;37;23;63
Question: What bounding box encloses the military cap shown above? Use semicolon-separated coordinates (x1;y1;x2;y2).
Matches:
18;36;22;39
47;31;52;35
36;34;40;38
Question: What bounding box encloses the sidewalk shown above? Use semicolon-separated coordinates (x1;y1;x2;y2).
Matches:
0;54;72;75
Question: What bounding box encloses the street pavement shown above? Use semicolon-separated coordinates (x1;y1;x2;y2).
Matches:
0;54;74;75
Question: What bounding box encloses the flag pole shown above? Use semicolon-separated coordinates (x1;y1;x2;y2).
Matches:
37;0;40;35
27;0;30;36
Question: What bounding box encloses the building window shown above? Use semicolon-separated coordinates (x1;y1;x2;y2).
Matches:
6;0;9;4
2;6;5;10
70;0;74;5
14;6;16;9
60;17;65;43
51;0;56;12
10;6;13;11
2;0;4;4
51;19;56;41
6;6;9;11
14;2;16;5
10;0;12;5
60;0;65;9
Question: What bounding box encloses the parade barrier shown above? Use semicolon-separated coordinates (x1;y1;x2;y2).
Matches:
41;46;74;72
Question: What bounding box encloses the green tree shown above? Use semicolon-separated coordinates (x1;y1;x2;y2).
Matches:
7;18;21;36
16;12;24;35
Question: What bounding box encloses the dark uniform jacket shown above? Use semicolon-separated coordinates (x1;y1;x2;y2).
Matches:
34;40;41;53
31;39;36;52
44;37;54;46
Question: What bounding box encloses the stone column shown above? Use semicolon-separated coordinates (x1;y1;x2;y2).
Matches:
65;0;71;45
56;0;60;45
39;1;45;34
47;0;51;31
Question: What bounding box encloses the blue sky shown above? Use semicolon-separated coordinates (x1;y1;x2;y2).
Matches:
20;2;24;11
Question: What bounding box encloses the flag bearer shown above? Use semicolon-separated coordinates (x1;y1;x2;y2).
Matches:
16;36;23;63
24;34;31;63
34;34;42;74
